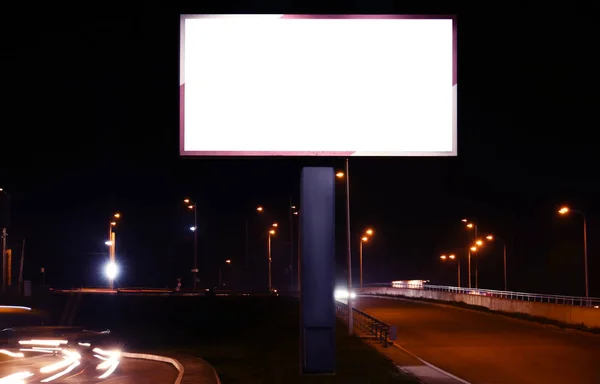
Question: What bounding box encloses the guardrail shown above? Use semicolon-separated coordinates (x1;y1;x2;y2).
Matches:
335;300;396;346
362;282;600;307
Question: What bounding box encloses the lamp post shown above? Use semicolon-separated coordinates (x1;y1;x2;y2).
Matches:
268;227;276;292
485;235;507;291
245;206;264;291
289;198;297;291
474;239;484;288
184;199;198;291
462;219;479;288
359;228;374;288
558;206;589;299
219;259;231;288
106;213;120;290
337;163;354;335
440;254;461;287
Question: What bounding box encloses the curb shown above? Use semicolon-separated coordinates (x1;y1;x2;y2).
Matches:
390;342;471;384
121;352;184;384
173;353;221;384
121;352;221;384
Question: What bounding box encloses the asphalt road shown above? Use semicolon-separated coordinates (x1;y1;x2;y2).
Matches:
0;352;178;383
355;296;600;384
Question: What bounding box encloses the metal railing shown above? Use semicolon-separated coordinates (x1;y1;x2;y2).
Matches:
335;300;396;346
362;282;600;307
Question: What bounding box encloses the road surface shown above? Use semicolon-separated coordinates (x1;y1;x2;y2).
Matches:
355;296;600;384
0;352;179;383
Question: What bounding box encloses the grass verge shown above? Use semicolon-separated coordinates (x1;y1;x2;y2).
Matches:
69;294;419;384
370;294;600;335
182;320;417;384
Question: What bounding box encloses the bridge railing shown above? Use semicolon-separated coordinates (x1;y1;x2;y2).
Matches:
362;283;600;307
335;300;396;346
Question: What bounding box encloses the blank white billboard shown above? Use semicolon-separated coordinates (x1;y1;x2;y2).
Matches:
180;15;457;156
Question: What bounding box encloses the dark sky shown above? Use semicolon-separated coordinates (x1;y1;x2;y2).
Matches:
1;2;598;295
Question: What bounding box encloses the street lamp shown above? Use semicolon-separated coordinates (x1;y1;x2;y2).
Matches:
485;234;508;291
219;260;232;288
558;206;589;299
184;198;198;291
359;228;374;288
462;219;479;288
440;254;461;288
337;161;354;335
106;213;120;290
268;228;276;292
289;200;298;291
244;205;265;291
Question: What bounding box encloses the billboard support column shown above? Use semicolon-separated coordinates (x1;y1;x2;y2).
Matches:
299;167;336;374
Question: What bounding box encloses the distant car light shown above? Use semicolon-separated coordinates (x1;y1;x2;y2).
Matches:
334;289;356;300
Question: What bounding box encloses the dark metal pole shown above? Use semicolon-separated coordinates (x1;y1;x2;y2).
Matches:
503;243;507;291
468;251;471;289
245;217;249;291
193;206;198;291
289;196;294;291
583;214;588;299
457;258;461;288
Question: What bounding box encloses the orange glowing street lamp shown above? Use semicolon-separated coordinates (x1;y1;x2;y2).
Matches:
440;254;460;287
219;259;232;288
359;229;374;288
335;172;344;178
558;206;589;299
268;228;276;292
462;219;480;289
106;212;121;290
484;234;508;291
183;198;198;291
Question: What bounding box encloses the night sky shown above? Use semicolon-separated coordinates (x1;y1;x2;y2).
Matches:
1;2;597;296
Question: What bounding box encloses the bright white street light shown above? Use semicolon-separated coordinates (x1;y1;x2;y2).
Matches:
105;262;118;280
104;241;113;246
189;226;196;232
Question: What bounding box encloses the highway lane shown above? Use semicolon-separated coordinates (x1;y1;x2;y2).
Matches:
0;352;178;383
355;296;600;384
